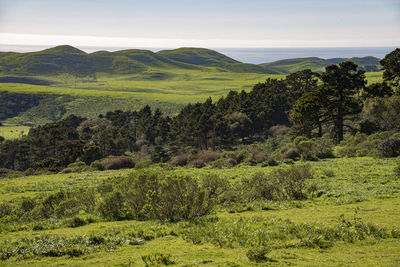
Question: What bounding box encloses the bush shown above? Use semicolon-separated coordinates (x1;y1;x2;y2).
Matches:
142;253;175;266
246;246;272;263
394;162;400;177
243;164;312;201
170;151;220;167
69;216;87;228
169;153;191;166
101;156;135;170
201;174;230;200
89;160;104;171
99;171;214;221
0;202;12;218
21;198;36;212
61;161;88;173
283;148;300;160
378;137;400;157
336;131;398;158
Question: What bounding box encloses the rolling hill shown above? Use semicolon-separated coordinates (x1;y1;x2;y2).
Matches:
260;56;381;73
0;45;384;126
0;45;382;77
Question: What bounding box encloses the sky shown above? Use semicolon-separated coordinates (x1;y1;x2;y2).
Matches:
0;0;399;49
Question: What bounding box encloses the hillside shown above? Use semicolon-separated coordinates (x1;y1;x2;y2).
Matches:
260;56;381;73
0;45;382;76
0;45;269;76
0;45;384;126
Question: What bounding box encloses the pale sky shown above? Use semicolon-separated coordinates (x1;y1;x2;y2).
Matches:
0;0;399;48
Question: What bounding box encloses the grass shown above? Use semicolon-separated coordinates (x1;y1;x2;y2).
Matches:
0;125;30;139
0;157;399;266
0;69;382;125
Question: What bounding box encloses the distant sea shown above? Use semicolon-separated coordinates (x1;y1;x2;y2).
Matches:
0;44;397;64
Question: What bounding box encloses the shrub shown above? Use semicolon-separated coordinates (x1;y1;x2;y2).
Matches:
0;202;12;218
378;137;400;157
276;164;312;200
201;174;230;200
69;216;87;228
101;156;135;170
99;171;214;221
142;253;175;266
394;161;400;178
170;153;191;166
246;246;272;262
21;198;36;212
170;151;220;167
89;160;104;171
62;161;88;173
243;164;312;201
283;148;300;160
243;172;282;201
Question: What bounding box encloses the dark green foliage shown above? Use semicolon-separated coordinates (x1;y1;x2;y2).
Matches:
378;137;400;158
0;234;128;260
363;82;394;98
99;170;214;221
394;162;400;177
0;92;43;121
61;161;88;173
246;246;272;262
336;131;400;158
381;48;400;89
243;164;312;201
361;96;400;132
260;56;381;74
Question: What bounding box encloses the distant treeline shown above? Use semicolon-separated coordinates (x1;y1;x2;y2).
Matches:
0;49;399;171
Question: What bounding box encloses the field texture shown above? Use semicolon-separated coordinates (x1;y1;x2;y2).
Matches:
1;157;399;266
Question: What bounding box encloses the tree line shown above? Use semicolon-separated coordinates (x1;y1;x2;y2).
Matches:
0;49;399;171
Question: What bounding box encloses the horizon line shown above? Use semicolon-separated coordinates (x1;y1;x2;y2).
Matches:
1;33;399;50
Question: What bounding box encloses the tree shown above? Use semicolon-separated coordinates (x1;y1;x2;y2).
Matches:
363;82;393;98
381;48;400;90
291;62;366;142
290;86;329;137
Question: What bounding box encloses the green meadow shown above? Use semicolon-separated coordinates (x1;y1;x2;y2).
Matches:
1;157;399;266
0;125;30;140
0;70;382;125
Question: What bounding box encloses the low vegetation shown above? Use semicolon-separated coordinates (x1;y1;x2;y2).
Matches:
0;48;399;265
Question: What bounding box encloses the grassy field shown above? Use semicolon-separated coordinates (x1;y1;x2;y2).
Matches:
0;70;383;125
1;157;399;266
0;125;30;139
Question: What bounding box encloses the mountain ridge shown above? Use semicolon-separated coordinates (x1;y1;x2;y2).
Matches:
0;45;381;76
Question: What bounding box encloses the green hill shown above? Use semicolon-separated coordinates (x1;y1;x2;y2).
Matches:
0;45;270;76
260;56;381;73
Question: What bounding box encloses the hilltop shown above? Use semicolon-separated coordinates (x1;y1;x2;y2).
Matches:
261;56;380;73
0;45;381;76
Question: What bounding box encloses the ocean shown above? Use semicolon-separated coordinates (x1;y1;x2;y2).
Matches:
0;44;397;64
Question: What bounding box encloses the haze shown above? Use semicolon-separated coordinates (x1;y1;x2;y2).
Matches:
0;0;399;48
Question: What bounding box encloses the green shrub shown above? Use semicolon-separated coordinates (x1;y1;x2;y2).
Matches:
99;170;214;221
243;164;312;201
69;216;87;228
142;252;175;266
90;160;104;171
246;246;272;262
21;198;36;212
62;161;88;173
378;137;400;157
0;202;12;218
201;174;230;200
101;156;135;170
394;161;400;177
